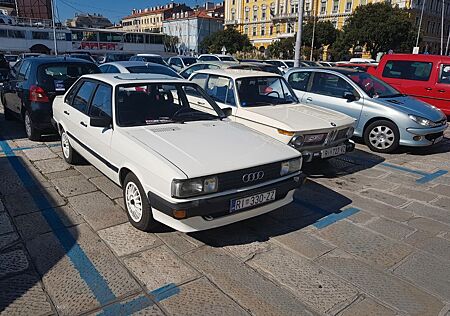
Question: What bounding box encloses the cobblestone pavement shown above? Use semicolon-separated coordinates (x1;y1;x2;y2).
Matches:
1;103;450;315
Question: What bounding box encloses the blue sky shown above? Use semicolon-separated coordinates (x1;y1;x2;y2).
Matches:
55;0;208;24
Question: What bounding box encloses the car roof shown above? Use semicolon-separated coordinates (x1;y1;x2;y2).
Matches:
135;54;162;57
101;61;166;67
22;56;94;64
285;66;362;76
380;53;450;62
81;73;188;85
171;55;196;59
194;68;282;79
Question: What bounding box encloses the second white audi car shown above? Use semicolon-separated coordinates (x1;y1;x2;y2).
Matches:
52;73;304;232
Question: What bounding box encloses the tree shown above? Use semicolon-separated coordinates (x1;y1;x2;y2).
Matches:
340;2;417;58
200;27;252;54
163;35;179;53
267;37;296;58
302;20;339;49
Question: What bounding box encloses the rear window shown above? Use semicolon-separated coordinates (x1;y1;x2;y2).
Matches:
382;60;432;81
141;56;165;65
38;62;99;92
219;56;236;62
125;66;180;78
182;58;197;66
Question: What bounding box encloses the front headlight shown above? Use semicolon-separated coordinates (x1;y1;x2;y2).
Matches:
172;176;218;198
409;115;436;127
289;135;304;147
280;158;302;176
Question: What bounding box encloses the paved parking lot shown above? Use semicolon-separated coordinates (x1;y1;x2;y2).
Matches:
1;102;450;316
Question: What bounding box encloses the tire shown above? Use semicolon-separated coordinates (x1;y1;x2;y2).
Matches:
24;110;41;141
61;129;82;164
364;120;400;153
123;172;160;232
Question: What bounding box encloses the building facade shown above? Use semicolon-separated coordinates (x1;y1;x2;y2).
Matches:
65;13;113;29
163;3;224;55
225;0;450;53
15;0;52;19
121;3;190;33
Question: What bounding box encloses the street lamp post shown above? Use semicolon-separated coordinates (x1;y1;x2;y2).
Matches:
294;0;305;67
441;0;444;55
309;0;316;61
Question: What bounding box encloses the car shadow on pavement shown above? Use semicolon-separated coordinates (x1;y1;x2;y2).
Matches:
190;180;352;248
302;148;385;179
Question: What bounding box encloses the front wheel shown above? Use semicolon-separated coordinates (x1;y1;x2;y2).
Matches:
364;120;400;153
123;172;160;232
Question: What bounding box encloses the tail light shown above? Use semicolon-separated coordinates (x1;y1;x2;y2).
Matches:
29;85;50;102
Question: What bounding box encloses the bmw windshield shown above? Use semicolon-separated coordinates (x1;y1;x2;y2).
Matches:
236;77;298;107
347;72;402;98
116;83;225;127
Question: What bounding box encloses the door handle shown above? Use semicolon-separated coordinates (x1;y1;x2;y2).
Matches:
80;121;87;127
438;89;445;93
197;101;205;105
306;97;313;102
425;87;432;91
63;110;70;115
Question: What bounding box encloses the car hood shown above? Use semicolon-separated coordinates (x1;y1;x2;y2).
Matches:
242;103;355;132
124;120;300;178
371;96;446;122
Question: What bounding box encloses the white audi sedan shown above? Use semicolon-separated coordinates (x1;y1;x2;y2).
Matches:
52;74;304;232
189;69;356;162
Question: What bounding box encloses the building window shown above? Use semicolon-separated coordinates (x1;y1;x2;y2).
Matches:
231;12;235;20
291;3;299;13
321;0;327;14
261;25;265;35
244;26;248;34
270;25;273;35
232;0;235;4
332;20;337;28
333;0;339;12
305;1;310;11
253;26;257;36
262;9;266;19
276;24;280;33
287;23;293;33
253;8;258;20
345;1;352;12
245;7;249;20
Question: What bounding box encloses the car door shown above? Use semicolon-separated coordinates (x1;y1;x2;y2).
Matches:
4;60;31;115
64;80;97;159
84;83;115;178
432;63;450;114
302;72;364;125
203;75;238;118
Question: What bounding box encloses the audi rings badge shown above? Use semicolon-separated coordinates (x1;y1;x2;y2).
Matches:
242;171;264;183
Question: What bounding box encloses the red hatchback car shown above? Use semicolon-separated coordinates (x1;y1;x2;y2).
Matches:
369;54;450;115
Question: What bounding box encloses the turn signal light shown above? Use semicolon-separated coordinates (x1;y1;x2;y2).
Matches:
277;129;295;136
173;210;187;219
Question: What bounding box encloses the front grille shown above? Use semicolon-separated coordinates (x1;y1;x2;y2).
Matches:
435;118;447;127
425;131;444;141
303;133;327;146
217;161;282;192
336;128;349;140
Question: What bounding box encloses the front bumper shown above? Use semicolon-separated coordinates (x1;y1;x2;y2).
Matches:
401;124;448;147
299;139;355;162
148;174;305;232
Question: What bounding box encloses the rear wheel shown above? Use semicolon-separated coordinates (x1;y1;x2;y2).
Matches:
123;172;160;232
61;129;82;164
364;120;399;153
2;97;14;121
24;110;41;141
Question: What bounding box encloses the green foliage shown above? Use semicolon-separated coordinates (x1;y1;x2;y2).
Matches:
339;2;417;58
267;37;296;58
303;20;339;49
200;27;252;54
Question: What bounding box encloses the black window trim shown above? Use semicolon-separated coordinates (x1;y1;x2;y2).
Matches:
288;70;313;92
438;63;450;84
87;82;114;121
70;79;99;114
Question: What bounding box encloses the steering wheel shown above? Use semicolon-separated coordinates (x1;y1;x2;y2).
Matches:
266;91;280;98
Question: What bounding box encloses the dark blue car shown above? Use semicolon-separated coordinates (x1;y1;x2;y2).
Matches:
1;57;99;140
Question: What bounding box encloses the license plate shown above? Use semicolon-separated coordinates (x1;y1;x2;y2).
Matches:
230;190;276;213
321;145;346;158
434;135;444;144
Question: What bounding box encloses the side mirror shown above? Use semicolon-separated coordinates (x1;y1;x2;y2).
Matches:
90;116;112;128
222;107;232;117
343;92;357;102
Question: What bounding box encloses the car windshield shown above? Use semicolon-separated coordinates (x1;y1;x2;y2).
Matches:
125;65;180;78
347;72;402;98
141;56;165;65
5;55;17;62
219;56;236;62
182;57;197;66
236;77;298;107
116;83;224;127
285;61;294;67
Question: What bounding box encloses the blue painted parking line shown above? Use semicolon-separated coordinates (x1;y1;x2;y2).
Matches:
0;143;60;152
0;137;179;313
313;208;360;229
380;162;448;184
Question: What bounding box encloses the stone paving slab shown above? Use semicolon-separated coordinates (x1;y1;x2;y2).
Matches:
407;217;450;235
0;212;14;235
156;231;204;256
316;220;412;268
183;247;316;316
74;164;103;179
51;175;97;197
391;186;439;203
338;296;397;316
404;202;450;225
0;274;54;316
0;248;30;279
44;169;81;180
248;247;359;314
98;223;162;257
358;188;409;207
89;176;123;200
90;294;164;316
123;245;199;291
160;278;249;316
408;235;450;262
68;191;128;231
317;250;445;315
23;147;58;162
365;217;416;241
33;158;70;174
0;232;19;250
394;251;450;301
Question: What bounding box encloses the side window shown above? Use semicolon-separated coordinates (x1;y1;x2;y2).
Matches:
174;58;182;67
310;72;357;99
17;60;31;80
382;60;432;81
206;75;236;106
99;65;109;73
107;66;119;73
288;72;311;91
89;84;112;118
190;73;208;89
71;81;96;113
65;80;83;104
439;65;450;84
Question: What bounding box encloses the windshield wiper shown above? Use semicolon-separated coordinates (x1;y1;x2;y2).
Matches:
172;112;218;122
377;93;404;98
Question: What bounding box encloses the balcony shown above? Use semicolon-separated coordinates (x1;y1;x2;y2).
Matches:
271;12;303;22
